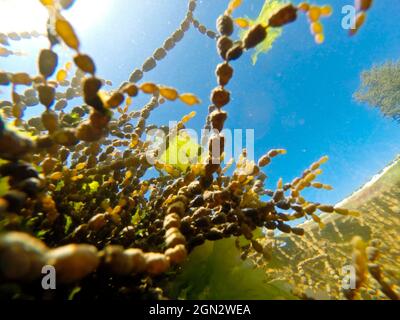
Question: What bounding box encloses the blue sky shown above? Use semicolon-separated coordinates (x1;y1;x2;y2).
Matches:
2;0;400;205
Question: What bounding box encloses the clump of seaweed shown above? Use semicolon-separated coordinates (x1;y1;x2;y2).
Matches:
262;164;400;300
0;0;392;301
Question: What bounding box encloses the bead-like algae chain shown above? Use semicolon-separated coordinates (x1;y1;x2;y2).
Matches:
127;0;198;84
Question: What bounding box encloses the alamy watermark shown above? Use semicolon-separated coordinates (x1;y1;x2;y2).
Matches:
342;265;356;290
41;265;56;290
341;5;357;30
144;122;255;173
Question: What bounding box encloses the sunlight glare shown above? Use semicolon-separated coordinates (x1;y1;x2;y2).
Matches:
0;0;111;34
